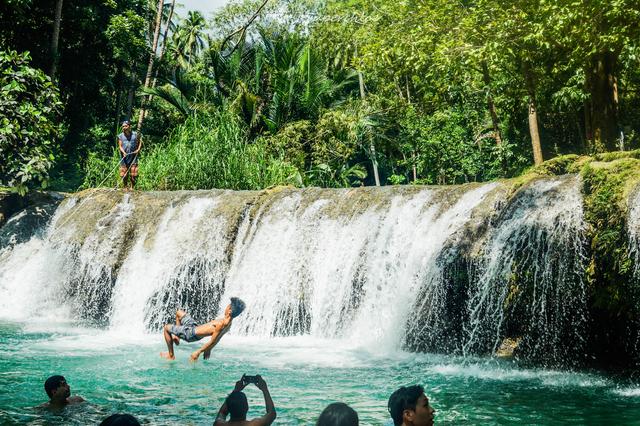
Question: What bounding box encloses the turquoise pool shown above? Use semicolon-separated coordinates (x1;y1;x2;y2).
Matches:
1;320;640;425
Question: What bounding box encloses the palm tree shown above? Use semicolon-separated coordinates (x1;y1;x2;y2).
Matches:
175;11;206;67
141;69;200;117
257;31;357;132
146;0;178;118
158;0;177;62
137;0;165;132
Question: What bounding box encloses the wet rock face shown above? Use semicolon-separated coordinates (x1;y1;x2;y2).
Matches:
145;257;225;330
0;192;63;249
0;191;20;228
496;337;521;358
2;174;640;369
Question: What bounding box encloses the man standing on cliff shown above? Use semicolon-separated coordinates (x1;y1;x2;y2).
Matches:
161;297;246;362
117;120;141;191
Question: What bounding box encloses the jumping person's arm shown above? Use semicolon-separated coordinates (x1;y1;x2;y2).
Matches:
251;376;276;426
190;323;225;362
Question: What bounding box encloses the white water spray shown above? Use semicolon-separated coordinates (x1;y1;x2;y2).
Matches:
0;180;588;363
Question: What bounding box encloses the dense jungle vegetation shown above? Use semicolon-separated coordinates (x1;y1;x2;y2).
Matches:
1;0;640;192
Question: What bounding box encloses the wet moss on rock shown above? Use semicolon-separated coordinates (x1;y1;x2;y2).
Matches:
509;151;640;368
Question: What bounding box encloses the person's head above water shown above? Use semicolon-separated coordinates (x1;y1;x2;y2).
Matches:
100;413;141;426
316;402;359;426
226;390;249;420
388;385;435;426
44;375;70;401
226;297;246;319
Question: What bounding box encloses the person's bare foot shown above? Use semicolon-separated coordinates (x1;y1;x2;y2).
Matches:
160;352;175;360
172;336;180;345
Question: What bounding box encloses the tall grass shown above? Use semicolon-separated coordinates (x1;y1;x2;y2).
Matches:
82;109;299;191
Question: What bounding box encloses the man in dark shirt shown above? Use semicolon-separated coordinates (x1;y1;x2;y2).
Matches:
117;120;141;191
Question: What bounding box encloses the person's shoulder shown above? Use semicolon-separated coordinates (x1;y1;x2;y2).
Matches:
68;395;85;404
248;415;275;426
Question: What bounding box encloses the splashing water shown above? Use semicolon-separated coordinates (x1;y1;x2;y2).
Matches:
1;181;638;424
0;180;589;364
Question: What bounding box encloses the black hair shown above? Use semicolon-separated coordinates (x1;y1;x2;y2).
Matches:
316;402;359;426
100;414;141;426
230;297;246;318
387;385;424;426
226;391;249;419
44;375;65;398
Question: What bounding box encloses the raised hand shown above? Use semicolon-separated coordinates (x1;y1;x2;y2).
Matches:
255;375;268;391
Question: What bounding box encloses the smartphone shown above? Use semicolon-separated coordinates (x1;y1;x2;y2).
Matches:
243;375;259;384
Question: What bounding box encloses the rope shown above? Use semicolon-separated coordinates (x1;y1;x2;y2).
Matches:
51;151;138;231
115;152;139;190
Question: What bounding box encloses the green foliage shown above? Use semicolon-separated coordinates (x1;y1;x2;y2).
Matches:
173;11;206;67
141;68;218;117
3;0;640;191
401;107;527;185
82;108;299;190
0;50;63;194
581;159;640;307
260;120;311;170
312;108;361;171
106;11;147;64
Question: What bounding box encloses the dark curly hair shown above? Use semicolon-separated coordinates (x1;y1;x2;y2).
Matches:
388;385;424;426
317;402;359;426
230;297;246;318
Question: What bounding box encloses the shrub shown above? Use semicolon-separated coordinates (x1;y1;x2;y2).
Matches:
0;50;63;193
82;108;300;190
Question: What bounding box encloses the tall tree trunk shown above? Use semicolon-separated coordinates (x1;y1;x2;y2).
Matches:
586;51;619;152
523;62;543;165
482;61;502;146
583;99;592;149
113;65;124;138
50;0;64;79
127;70;136;120
358;69;380;187
145;0;176;120
150;0;176;92
405;75;411;104
356;46;380;186
137;0;165;133
405;75;417;182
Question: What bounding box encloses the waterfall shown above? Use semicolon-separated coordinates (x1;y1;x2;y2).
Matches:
0;178;589;364
627;187;640;360
629;188;640;279
463;176;587;364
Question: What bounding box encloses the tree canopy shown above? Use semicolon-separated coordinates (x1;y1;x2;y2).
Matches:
1;0;639;191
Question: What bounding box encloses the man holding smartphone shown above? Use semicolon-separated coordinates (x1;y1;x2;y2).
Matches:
214;375;277;426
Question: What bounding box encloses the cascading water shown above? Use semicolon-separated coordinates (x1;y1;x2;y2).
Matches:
462;176;587;364
626;187;640;360
628;188;640;280
0;177;589;364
